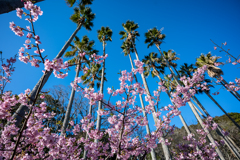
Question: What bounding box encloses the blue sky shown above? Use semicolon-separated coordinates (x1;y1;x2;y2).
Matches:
0;0;240;130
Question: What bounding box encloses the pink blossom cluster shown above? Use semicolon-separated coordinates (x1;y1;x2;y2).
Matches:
227;57;240;65
0;56;17;93
83;66;89;74
90;53;108;64
132;60;144;74
9;22;24;37
97;109;109;116
70;77;82;92
111;70;134;97
1;57;16;77
22;0;43;22
215;76;240;93
44;58;69;78
0;91;28;120
18;47;42;68
11;0;45;70
224;78;240;92
167;66;208;108
214;62;222;66
83;88;104;105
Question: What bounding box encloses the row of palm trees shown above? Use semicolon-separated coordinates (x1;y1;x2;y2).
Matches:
117;21;240;159
6;0;240;159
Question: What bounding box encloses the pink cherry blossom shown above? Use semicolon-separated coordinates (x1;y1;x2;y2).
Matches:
16;8;23;18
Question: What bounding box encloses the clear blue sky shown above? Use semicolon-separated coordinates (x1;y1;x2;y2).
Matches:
0;0;240;129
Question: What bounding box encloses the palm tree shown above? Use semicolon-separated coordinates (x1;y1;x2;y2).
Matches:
120;21;172;160
145;27;225;160
10;2;95;128
196;52;240;101
95;27;112;142
121;41;157;160
61;35;97;135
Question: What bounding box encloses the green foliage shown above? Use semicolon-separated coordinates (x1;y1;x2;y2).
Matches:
195;52;224;78
65;0;76;7
196;52;221;68
120;41;134;56
70;5;95;31
65;0;93;8
119;20;140;43
161;50;179;68
214;112;240;126
64;35;98;66
122;20;139;33
145;27;165;48
142;52;163;78
81;63;105;89
179;63;196;78
97;26;113;43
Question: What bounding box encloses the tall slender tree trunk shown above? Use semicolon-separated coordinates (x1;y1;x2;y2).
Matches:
188;101;226;160
95;41;106;143
204;91;240;130
173;66;180;77
191;96;240;159
8;22;83;128
61;63;81;136
227;136;240;152
155;44;225;160
128;53;157;160
131;39;172;160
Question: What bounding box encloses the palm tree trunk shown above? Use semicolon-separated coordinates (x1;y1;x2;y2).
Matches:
227;136;240;152
61;63;81;136
191;97;240;159
131;39;172;160
204;91;240;130
173;66;180;77
95;41;106;143
128;53;157;160
188;101;226;160
155;44;225;160
8;22;83;128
